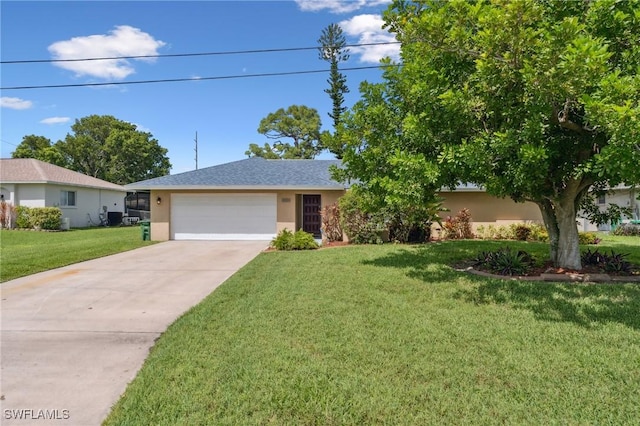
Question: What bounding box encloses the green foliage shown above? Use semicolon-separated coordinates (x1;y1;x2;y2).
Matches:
14;206;31;229
14;116;171;184
318;23;350;158
320;202;343;242
55;115;171;184
442;208;473;240
578;232;601;245
354;0;640;269
612;223;640;236
528;224;550;243
12;135;66;166
581;248;633;274
13;206;61;230
338;189;383;244
475;223;549;242
270;229;318;251
247;105;323;159
473;248;535;276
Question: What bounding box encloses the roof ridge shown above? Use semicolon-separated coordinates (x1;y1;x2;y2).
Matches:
31;158;48;180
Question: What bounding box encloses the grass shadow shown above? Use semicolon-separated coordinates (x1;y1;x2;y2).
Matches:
361;240;548;283
363;240;640;330
454;279;640;330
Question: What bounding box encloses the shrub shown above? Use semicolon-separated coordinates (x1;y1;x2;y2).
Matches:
0;200;16;229
514;224;531;241
32;207;62;230
320;202;343;242
15;206;33;229
528;224;549;242
14;206;62;230
292;229;319;250
442;208;473;240
578;232;601;245
339;190;383;244
270;229;318;251
612;223;640;237
473;247;535;276
475;223;548;242
581;248;633;274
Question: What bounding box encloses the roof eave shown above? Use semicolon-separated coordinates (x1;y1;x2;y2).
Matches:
124;184;348;191
1;179;125;191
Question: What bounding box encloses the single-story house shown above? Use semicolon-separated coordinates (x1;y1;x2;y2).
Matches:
0;158;126;228
590;185;640;231
125;158;346;241
125;157;544;241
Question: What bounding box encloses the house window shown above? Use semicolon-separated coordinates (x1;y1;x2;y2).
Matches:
597;194;606;205
60;190;76;207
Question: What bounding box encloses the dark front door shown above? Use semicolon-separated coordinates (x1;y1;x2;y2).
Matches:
302;194;321;237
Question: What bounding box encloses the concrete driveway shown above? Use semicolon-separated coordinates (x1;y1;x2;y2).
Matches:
0;240;267;425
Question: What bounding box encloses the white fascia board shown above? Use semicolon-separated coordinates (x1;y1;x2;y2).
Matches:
124;185;347;191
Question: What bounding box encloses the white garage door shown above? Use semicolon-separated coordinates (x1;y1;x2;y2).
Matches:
171;193;277;240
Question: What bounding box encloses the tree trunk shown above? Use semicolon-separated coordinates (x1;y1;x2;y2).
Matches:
554;198;582;270
537;196;582;270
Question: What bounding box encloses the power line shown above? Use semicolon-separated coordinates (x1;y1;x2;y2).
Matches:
1;42;400;64
0;64;399;91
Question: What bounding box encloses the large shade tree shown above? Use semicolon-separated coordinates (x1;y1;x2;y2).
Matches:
339;0;640;269
55;115;171;184
245;105;323;159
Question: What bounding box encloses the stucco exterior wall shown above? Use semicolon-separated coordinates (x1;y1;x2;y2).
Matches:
151;190;171;241
13;184;46;208
44;185;125;228
150;189;346;241
438;191;543;232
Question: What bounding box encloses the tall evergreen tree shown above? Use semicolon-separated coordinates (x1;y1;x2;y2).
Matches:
318;23;350;158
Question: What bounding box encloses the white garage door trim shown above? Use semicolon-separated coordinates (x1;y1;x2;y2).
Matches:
171;193;277;240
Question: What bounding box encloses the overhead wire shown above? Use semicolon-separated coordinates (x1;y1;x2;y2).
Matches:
0;64;399;91
0;41;400;64
1;41;401;90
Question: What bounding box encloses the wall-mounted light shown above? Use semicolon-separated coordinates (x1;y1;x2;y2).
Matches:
156;196;162;205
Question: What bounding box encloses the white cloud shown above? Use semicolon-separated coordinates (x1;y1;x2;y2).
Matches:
40;117;70;125
48;25;166;80
295;0;390;14
339;14;400;63
1;97;33;110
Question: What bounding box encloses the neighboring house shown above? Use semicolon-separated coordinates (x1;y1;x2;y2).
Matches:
126;157;544;241
588;185;640;231
0;158;126;228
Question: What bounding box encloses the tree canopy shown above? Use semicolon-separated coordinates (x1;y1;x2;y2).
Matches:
12;135;66;167
12;115;171;185
337;0;640;269
245;105;323;159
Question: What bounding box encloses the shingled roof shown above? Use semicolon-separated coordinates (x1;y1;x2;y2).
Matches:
0;158;125;191
125;157;347;190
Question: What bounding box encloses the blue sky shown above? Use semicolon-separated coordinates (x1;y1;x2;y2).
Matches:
1;0;399;174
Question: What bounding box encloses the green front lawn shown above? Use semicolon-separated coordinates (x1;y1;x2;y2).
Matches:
0;226;155;282
105;237;640;425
